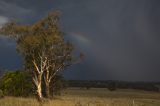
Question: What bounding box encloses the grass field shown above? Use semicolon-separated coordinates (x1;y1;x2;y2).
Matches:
0;88;160;106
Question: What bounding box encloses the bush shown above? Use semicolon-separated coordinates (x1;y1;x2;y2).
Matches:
0;90;4;98
0;70;33;97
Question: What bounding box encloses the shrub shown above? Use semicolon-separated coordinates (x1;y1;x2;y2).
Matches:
0;70;33;97
0;89;4;98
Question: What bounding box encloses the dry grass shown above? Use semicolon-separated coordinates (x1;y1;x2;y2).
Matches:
0;88;160;106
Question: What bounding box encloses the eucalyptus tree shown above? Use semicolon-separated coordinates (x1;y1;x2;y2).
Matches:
0;11;76;100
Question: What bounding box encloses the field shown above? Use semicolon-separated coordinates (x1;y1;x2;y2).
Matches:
0;88;160;106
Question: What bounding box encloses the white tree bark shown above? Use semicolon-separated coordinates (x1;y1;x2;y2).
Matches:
32;52;47;101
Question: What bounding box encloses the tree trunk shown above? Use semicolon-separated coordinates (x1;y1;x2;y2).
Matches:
35;73;43;102
44;69;50;98
37;83;43;101
45;81;50;98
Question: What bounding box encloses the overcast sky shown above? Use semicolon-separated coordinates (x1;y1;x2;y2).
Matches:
0;0;160;81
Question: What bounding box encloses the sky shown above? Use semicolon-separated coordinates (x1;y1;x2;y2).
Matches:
0;0;160;81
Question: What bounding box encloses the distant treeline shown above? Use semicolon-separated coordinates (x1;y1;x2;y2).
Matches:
67;80;160;92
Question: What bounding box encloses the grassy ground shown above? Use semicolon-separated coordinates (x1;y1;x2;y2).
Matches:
0;88;160;106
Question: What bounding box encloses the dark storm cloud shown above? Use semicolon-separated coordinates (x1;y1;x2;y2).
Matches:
0;0;34;23
52;0;160;81
0;36;22;69
0;0;160;81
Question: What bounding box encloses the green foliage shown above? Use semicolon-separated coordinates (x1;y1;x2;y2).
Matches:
0;71;33;97
0;89;4;98
0;11;74;71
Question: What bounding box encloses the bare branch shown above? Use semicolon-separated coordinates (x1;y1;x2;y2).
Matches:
32;59;40;74
42;58;48;70
33;77;38;87
49;64;64;82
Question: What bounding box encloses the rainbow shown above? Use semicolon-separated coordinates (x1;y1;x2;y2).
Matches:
69;32;91;46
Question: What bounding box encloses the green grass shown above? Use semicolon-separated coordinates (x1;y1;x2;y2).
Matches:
0;88;160;106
